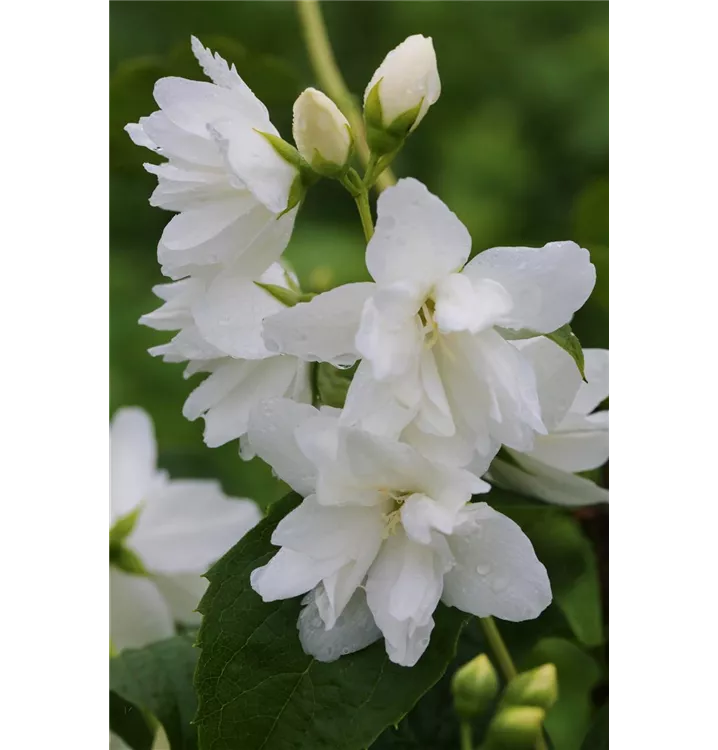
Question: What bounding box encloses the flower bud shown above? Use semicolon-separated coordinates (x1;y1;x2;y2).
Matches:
293;88;353;177
363;34;440;154
451;654;499;719
485;706;546;749
502;664;558;711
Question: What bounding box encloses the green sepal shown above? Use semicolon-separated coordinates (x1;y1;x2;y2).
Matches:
255;130;303;168
451;653;499;720
484;706;546;750
310;148;350;179
364;80;402;155
386;99;423;137
363;80;384;129
110;506;141;547
254;281;315;308
501;664;558;711
497;324;587;381
110;544;149;576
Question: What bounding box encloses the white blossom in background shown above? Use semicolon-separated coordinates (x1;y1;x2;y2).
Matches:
364;35;441;132
141;262;311;449
293;88;352;176
247;399;551;667
110;407;261;652
126;36;298;281
489;343;609;506
262;178;595;471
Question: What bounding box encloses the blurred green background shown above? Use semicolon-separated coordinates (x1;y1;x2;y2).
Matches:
110;1;608;510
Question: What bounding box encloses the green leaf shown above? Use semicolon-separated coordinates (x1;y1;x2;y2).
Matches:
580;703;608;750
110;635;199;750
316;362;358;408
195;492;468;750
522;639;602;750
492;490;604;647
544;324;586;381
110;691;154;750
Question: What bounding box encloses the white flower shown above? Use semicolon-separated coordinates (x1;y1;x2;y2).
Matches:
364;35;440;133
293;88;352;175
489;343;609;506
247;399;551;667
141;262;311;448
262;178;595;469
110;407;261;652
126;36;298;281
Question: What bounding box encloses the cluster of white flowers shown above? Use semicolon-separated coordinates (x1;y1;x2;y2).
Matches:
127;35;609;667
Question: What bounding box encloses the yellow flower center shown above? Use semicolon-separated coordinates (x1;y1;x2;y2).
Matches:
379;489;413;539
417;298;439;348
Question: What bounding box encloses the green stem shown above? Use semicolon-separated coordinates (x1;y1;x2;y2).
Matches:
354;190;374;242
296;0;396;192
479;617;517;681
460;721;474;750
478;617;549;750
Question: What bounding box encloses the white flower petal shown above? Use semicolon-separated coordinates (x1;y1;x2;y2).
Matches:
127;480;260;574
247;398;321;496
465;330;546;450
273;495;382;560
355;289;423;381
250;547;346;601
400;494;457;545
262;283;375;365
298;587;381;662
341;360;418;438
414;348;455;437
110;569;174;652
153;76;267;138
110;407;162;522
463;241;595;333
513;336;583;432
152;573;208;626
489;453;609;507
442;503;551;621
434;274;513;335
367;178;471;287
193;269;285;360
187;357;303;448
190;37;272;125
133;111;224;167
571;348;609;415
140;278;204;332
209;120;296;214
365;531;442;667
529;412;609;472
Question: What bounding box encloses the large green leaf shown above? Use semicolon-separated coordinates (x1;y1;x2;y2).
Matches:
490;489;604;647
194;493;468;750
110;691;154;750
110;635;199;750
522;639;602;750
580;703;608;750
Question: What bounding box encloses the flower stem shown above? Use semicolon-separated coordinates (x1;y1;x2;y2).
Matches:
478;617;549;750
479;617;517;681
355;190;374;242
296;0;396;192
460;721;473;750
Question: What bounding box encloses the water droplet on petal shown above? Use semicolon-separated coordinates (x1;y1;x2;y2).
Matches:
490;574;509;593
476;563;491;576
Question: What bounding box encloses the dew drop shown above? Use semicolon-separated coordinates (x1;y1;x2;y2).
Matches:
340;647;351;655
475;563;491;576
490;575;509;593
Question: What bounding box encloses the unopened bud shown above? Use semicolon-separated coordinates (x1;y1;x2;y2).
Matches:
451;654;499;719
293;88;353;177
485;706;546;749
363;34;440;154
502;664;558;711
